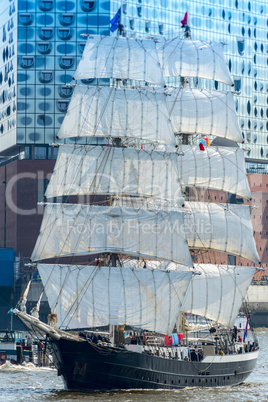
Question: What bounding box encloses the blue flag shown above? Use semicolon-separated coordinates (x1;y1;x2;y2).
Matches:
243;314;250;343
110;8;121;32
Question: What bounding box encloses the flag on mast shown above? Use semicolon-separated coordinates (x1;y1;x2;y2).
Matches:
181;12;188;27
110;8;121;32
243;314;250;343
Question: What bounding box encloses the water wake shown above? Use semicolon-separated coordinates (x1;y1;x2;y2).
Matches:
0;361;56;372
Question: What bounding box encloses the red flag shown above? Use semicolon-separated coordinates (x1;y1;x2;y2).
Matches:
181;12;188;27
199;143;205;151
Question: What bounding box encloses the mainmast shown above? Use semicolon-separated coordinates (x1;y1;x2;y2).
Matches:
27;15;260;337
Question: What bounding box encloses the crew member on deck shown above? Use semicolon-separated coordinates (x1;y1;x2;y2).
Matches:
232;325;238;342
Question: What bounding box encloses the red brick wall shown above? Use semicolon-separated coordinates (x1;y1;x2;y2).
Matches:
0;159;55;258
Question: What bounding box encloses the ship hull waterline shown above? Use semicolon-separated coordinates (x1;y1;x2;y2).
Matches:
12;309;258;391
51;337;258;391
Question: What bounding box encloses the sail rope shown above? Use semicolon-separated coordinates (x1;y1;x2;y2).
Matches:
59;265;99;329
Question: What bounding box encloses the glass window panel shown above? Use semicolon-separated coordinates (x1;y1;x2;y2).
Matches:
21;56;34;68
19;13;33;25
81;0;96;12
60;13;74;26
39;0;53;12
39;27;53;39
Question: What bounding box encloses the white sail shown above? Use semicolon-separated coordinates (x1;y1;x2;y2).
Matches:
181;264;256;328
38;264;193;334
166;89;242;142
31;204;193;267
57;86;175;145
184;202;260;263
111;199;259;262
45;145;184;205
178;145;251;199
74;35;164;84
157;38;233;86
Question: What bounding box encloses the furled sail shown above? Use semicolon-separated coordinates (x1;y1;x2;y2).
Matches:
166;89;243;142
184;202;260;263
45;145;184;205
38;264;193;334
31;204;193;267
74;35;165;84
157;38;233;86
178;145;251;199
57;86;175;145
181;264;256;327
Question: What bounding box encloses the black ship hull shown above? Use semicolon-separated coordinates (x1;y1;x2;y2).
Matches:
50;338;258;391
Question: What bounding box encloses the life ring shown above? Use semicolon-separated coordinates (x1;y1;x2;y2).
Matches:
0;352;7;364
40;343;44;351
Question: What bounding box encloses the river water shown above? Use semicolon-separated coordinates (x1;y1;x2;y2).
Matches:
0;328;267;402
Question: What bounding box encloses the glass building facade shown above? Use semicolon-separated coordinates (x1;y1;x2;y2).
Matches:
0;0;268;160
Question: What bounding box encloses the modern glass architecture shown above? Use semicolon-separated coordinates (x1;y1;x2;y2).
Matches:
0;0;268;161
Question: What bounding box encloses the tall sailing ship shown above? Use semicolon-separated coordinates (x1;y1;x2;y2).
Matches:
13;18;260;390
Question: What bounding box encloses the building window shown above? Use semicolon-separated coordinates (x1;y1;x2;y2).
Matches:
81;0;95;12
37;114;52;126
40;27;53;40
59;85;73;98
59;56;74;69
122;2;127;14
58;28;71;40
57;100;69;112
253;133;257;143
145;21;151;33
37;42;51;54
81;78;95;85
60;13;74;26
19;13;33;25
39;0;53;11
21;56;34;68
129;18;135;30
137;5;142;17
159;23;164;35
39;70;53;83
79;41;86;53
2;26;6;42
233;76;241;93
237;37;245;55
